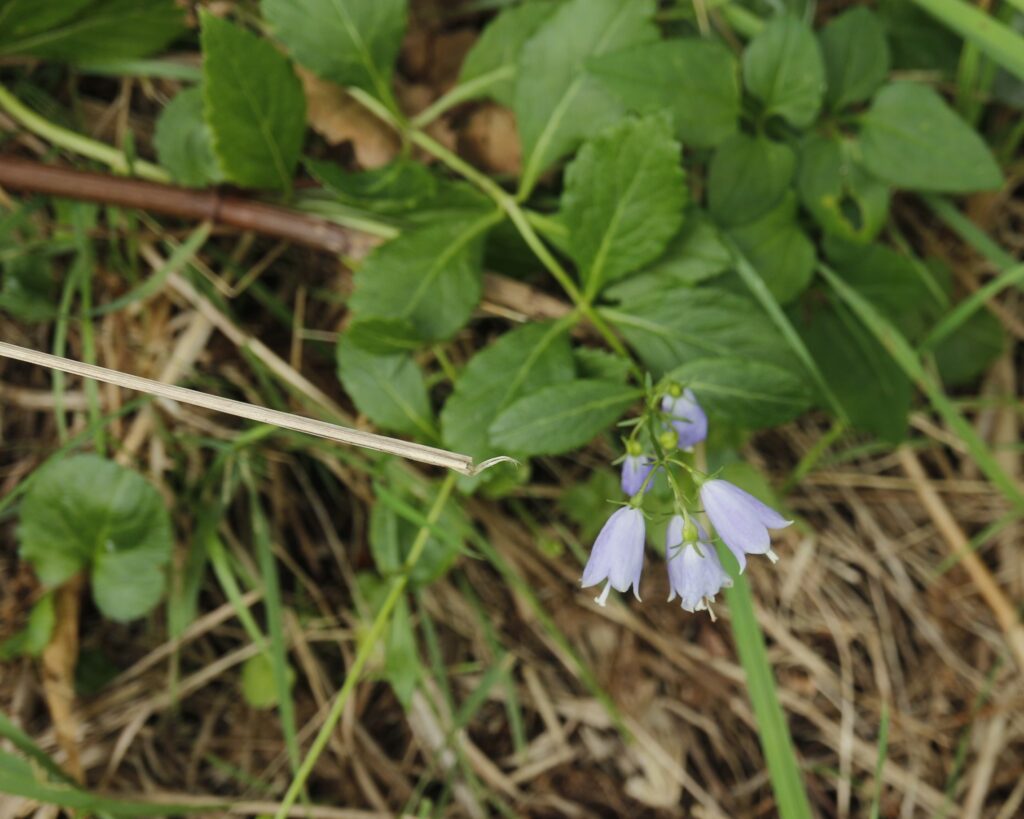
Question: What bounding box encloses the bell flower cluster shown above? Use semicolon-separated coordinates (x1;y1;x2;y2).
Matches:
581;383;791;616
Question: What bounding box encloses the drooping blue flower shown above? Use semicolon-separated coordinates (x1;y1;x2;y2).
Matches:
581;506;646;606
699;479;792;572
665;515;732;614
621;453;654;496
661;388;707;450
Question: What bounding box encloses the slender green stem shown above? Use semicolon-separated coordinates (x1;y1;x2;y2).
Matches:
411;66;513;128
0;85;169;182
274;472;458;818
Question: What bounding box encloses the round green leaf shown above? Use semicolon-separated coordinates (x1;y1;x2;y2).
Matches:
708;133;795;227
742;16;825;128
18;455;173;622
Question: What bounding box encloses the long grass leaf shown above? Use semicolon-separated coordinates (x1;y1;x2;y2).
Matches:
909;0;1024;81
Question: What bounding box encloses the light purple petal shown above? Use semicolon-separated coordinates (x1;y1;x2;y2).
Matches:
665;538;732;612
700;480;770;567
661;389;708;449
581;507;646;595
620;455;654;496
713;480;792;530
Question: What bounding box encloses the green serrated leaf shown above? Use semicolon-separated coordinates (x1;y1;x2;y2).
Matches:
641;211;732;285
154;87;222;187
515;0;658;196
18;455;172;622
458;1;556;107
669;357;811;428
0;0;185;61
337;334;433;437
603;282;800;375
729;192;815;304
800;298;910;441
797;134;888;243
708;133;795;227
441;321;575;463
350;212;497;342
743;16;825;128
489;380;641;457
200;11;306;191
819;7;890;111
306;157;437;214
588;38;740;148
562;115;685;292
858;83;1002;192
261;0;405;101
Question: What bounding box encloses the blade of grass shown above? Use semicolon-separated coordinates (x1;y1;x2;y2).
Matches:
721;550;813;819
908;0;1024;81
274;471;459;819
868;704;890;819
919;262;1024;351
923;194;1017;270
819;263;1024;510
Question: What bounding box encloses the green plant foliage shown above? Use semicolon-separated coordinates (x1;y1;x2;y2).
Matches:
819;7;890;111
154;87;222;188
441;321;575;464
489;380;642;457
562;115;686;292
708;133;796;227
933;309;1006;386
306;157;438;214
349;213;496;342
858;83;1003;192
801;299;912;441
641;212;732;285
797;135;889;243
241;653;295;710
0;594;54;660
200;11;306;191
514;0;658;194
743;16;826;128
729;193;816;304
261;0;405;102
18;455;173;622
336;335;433;438
589;38;740;147
458;1;556;107
0;0;184;61
669;357;812;428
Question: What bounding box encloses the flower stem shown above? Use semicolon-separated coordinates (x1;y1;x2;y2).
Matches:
274;471;458;819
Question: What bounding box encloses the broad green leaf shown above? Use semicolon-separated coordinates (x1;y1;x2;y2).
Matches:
154;87;222;187
819;7;890;110
458;1;556;107
18;455;172;622
800;299;910;441
441;321;575;463
825;238;942;340
562;115;685;291
876;0;960;75
515;0;658;195
602;282;800;375
742;16;825;128
337;334;433;437
574;347;631;383
669;357;811;428
642;211;732;285
708;133;795;227
0;0;184;61
797;134;888;243
345;317;421;355
729;193;815;304
350;212;496;341
307;157;437;214
858;83;1002;192
200;11;306;191
489;380;641;456
933;309;1005;387
588;38;740;148
385;594;420;709
261;0;405;101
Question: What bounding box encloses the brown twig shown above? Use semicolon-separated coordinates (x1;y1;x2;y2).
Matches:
0;156;357;255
